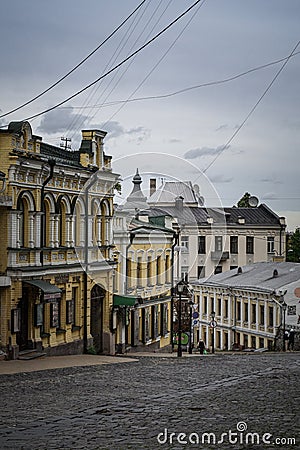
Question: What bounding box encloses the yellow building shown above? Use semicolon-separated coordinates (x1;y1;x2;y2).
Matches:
0;121;119;358
112;170;176;353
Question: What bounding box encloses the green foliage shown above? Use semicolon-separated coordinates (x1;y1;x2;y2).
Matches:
87;345;97;355
237;192;251;207
286;228;300;262
114;182;122;194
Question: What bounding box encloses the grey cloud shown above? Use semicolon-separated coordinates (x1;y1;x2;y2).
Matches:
37;108;89;134
260;176;283;185
105;121;150;144
209;174;233;183
184;145;229;159
262;192;278;200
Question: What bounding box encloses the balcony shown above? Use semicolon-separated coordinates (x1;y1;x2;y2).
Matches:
211;251;229;261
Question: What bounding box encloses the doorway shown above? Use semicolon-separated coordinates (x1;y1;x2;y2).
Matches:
16;288;29;351
90;285;105;353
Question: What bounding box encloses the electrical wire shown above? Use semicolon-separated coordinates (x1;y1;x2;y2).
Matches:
66;0;151;137
0;0;148;120
1;0;202;126
100;0;206;130
60;50;300;110
202;40;300;174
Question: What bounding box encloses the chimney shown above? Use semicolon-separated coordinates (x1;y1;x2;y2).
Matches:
175;196;184;211
150;178;156;196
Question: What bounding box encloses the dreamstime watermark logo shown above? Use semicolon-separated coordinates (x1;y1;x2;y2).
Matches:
157;421;297;447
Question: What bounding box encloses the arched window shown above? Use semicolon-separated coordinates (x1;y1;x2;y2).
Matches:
17;193;35;248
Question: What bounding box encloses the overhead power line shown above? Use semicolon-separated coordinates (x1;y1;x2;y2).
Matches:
3;0;203;125
58;50;300;110
202;40;300;174
0;0;147;119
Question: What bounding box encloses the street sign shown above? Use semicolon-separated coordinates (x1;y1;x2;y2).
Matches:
209;320;217;328
192;311;199;319
193;319;198;326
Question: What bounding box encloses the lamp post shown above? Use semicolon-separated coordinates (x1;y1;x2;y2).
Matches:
282;301;287;351
177;281;184;357
211;310;216;354
188;300;194;354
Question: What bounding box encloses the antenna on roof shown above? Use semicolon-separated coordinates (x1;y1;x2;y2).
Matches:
60;137;72;151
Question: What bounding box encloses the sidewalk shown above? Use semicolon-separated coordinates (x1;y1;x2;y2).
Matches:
0;354;137;375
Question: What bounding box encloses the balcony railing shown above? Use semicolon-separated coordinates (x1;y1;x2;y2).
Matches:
211;251;229;261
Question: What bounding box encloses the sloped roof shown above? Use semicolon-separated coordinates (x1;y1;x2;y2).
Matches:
198;262;300;292
148;181;200;205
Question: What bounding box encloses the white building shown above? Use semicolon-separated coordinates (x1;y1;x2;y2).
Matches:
193;262;300;351
148;180;287;282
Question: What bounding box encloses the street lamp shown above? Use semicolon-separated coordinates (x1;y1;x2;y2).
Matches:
211;310;216;354
282;301;287;352
177;281;185;357
188;300;194;354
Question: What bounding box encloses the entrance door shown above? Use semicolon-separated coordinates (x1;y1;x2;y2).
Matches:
16;290;29;350
90;285;105;353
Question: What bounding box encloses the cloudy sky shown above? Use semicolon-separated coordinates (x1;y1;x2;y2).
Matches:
1;0;299;230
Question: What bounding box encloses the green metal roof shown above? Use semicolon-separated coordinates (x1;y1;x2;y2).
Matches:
113;294;136;307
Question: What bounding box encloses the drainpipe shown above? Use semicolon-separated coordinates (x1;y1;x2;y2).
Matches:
83;175;99;353
171;230;180;352
40;159;56;265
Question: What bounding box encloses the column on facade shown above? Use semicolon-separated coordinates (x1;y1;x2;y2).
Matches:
65;215;71;247
50;214;55;247
96;215;102;246
14;212;21;248
29;212;35;248
256;298;259;332
80;215;85;246
104;216;110;246
264;299;268;334
53;214;59;248
69;215;75;247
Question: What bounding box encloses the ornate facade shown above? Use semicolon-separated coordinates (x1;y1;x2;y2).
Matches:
0;121;119;358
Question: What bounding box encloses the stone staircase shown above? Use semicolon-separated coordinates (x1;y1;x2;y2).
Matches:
18;349;47;360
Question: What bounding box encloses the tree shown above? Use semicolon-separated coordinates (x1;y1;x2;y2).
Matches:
237;192;251;207
286;228;300;263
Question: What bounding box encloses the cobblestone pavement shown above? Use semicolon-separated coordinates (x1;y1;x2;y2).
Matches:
0;352;299;450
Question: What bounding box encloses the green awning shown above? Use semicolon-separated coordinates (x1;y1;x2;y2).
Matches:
24;280;61;301
113;294;136;307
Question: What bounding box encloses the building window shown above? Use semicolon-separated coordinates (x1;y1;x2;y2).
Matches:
50;301;60;328
224;299;228;318
244;303;248;322
198;236;206;254
147;256;152;285
198;266;205;278
181;236;189;251
260;305;265;325
237;301;241;321
66;287;77;324
165;254;171;283
251;304;256;323
246;236;254;254
268;306;274;327
181;266;189;282
230;236;238;254
137;257;143;288
215;236;223;252
156;255;161;284
214;266;222;274
267;237;275;254
217;298;221;316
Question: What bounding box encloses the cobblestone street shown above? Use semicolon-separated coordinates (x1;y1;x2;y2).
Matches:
0;352;299;450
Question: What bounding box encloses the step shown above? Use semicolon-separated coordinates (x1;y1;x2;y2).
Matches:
18;350;46;360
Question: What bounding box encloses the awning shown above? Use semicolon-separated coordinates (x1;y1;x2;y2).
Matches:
113;294;136;307
24;280;61;302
